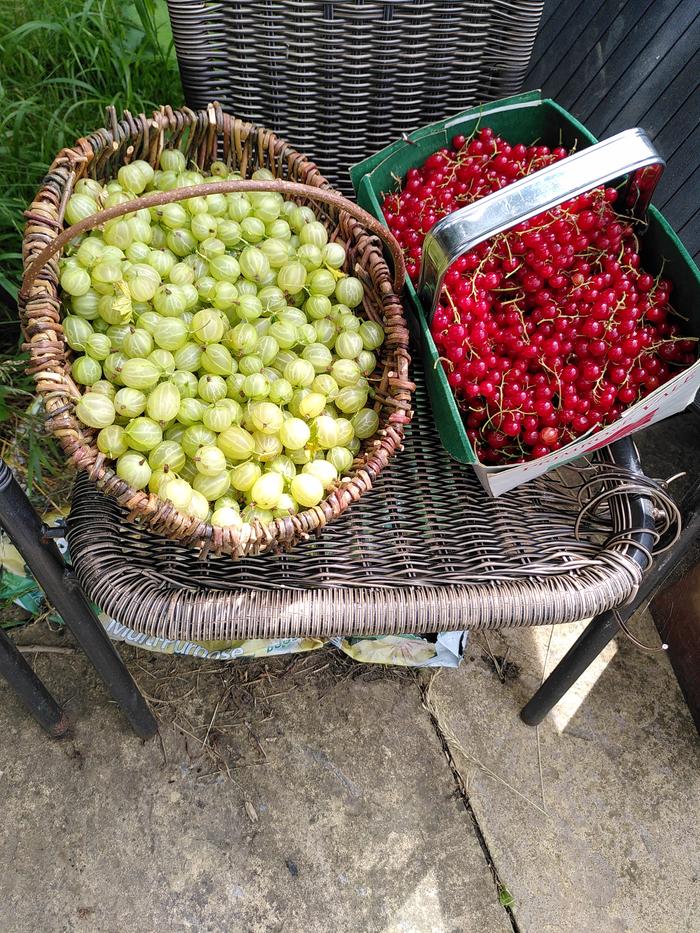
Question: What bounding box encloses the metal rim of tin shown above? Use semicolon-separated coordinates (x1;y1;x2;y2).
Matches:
417;127;666;323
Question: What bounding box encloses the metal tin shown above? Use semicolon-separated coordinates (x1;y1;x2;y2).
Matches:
418;128;665;322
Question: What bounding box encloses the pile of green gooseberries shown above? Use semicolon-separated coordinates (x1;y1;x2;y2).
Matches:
59;151;384;530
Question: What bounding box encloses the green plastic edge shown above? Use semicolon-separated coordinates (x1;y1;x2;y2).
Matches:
351;94;700;466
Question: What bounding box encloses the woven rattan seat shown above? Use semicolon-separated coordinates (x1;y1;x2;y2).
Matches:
67;362;650;643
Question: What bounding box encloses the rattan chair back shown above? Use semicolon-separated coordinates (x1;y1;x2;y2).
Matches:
166;0;546;193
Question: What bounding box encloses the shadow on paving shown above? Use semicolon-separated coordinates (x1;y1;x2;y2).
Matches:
429;616;700;933
1;635;511;933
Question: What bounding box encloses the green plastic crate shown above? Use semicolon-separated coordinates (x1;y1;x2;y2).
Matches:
350;91;700;495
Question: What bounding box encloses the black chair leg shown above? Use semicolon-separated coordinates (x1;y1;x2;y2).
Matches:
522;481;700;726
520;610;619;725
0;462;157;739
0;626;69;737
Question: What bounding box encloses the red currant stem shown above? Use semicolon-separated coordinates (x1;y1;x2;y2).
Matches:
469;256;490;299
481;401;524;435
612;210;641;225
435;355;454;372
649;258;667;296
467;114;483;145
592;371;607;399
502;235;514;264
481;411;498;432
498;449;525;462
539;358;563;402
649;335;698;352
666;358;695;368
519;310;532;344
520;219;558;236
668;304;689;323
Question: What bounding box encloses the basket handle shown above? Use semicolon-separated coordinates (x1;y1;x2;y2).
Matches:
21;179;406;300
417;127;665;323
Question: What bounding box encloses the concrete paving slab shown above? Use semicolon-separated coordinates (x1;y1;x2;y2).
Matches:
427;614;700;933
0;647;511;933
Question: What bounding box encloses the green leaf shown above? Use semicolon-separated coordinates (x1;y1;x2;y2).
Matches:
498;884;514;908
0;573;36;604
0;390;12;422
26;435;42;493
0;268;18;302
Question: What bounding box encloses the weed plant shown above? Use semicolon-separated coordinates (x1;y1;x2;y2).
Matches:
0;0;182;495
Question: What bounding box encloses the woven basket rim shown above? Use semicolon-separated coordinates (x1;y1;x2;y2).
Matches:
20;102;415;559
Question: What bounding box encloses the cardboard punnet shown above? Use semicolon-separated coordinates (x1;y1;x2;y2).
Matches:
350;91;700;496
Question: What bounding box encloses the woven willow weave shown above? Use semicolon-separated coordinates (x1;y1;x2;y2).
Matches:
21;104;412;558
166;0;545;193
67;366;650;643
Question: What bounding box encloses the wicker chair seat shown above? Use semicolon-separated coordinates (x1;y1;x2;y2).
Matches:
67;365;651;643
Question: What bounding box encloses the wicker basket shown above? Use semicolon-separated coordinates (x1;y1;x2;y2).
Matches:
20;103;414;558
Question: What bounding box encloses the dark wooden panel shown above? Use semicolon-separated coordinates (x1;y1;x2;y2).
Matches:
654;126;700;205
555;0;655;106
664;166;700;233
547;0;632;102
525;0;700;262
677;215;700;261
538;1;558;29
530;0;612;95
652;559;700;734
525;0;594;88
590;0;700;127
582;1;689;126
564;0;681;120
612;34;700;136
653;91;700;164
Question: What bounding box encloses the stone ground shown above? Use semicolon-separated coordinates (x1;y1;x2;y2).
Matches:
1;607;698;933
3;408;700;932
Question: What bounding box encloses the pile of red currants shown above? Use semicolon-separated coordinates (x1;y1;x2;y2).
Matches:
382;127;696;464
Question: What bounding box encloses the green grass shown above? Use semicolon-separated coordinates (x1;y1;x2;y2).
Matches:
0;0;182;497
0;0;183;306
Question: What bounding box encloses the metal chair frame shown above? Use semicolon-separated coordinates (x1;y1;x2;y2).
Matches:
1;2;697;738
0;460;157;739
0;437;669;739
